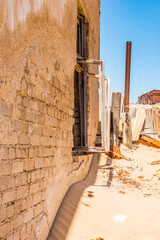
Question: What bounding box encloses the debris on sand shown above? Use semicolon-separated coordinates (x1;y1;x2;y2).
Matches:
108;144;123;159
150;160;160;165
140;135;160;148
90;238;104;240
119;190;126;194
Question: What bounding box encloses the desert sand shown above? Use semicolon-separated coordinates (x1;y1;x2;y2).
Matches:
48;143;160;240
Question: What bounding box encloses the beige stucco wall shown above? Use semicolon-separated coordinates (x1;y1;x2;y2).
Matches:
0;0;100;239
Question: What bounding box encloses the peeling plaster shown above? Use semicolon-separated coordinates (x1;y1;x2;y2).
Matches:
1;0;66;31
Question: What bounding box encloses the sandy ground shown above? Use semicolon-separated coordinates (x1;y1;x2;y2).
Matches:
48;143;160;240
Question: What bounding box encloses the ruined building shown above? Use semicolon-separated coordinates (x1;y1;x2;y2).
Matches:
138;90;160;104
0;0;100;239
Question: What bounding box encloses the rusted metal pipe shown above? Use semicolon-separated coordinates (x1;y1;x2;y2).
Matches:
124;41;132;112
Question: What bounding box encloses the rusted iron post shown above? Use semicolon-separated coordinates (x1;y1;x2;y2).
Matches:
124;41;132;112
123;41;132;148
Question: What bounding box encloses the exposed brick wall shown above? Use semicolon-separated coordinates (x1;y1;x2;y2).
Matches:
0;0;100;239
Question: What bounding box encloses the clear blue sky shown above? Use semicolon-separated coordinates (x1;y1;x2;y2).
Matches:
100;0;160;103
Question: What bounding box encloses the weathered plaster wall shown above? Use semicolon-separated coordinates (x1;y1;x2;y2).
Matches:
0;0;66;31
0;0;100;239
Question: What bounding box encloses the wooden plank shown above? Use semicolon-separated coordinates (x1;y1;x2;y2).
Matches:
104;77;110;152
132;108;146;141
140;135;160;148
155;109;159;133
100;61;105;149
143;108;153;135
153;109;160;134
141;132;160;135
120;94;124;114
107;77;111;151
111;92;122;146
157;109;160;133
123;112;132;148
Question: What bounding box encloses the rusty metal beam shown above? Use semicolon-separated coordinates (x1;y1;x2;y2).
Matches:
124;41;132;112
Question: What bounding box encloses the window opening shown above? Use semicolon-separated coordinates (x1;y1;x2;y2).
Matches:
74;12;87;147
73;13;110;155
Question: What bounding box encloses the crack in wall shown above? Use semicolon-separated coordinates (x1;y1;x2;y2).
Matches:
68;160;85;176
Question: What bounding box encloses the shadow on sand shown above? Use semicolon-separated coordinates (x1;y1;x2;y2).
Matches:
47;153;113;240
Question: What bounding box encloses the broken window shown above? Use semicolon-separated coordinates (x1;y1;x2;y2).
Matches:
73;13;110;155
73;12;88;148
